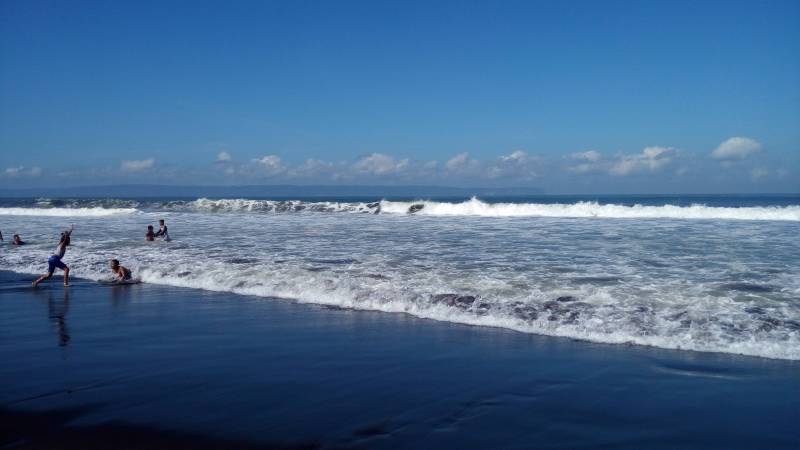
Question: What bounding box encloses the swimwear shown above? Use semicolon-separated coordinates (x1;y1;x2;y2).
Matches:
116;269;132;280
47;255;66;273
155;226;170;241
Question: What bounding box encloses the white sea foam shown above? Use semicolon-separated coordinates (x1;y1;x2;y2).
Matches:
3;197;798;221
10;254;793;361
132;266;800;361
2;203;798;360
0;207;139;216
379;198;800;221
187;198;376;213
5;245;799;361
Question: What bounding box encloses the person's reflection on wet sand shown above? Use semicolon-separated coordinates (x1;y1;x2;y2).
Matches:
47;289;71;347
111;282;136;309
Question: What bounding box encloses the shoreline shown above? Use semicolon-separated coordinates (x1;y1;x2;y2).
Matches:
1;270;798;449
4;268;796;362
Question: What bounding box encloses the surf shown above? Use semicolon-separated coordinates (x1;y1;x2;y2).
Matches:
378;198;800;220
2;196;799;221
0;207;139;217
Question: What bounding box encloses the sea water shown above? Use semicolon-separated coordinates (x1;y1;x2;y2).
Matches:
1;194;798;360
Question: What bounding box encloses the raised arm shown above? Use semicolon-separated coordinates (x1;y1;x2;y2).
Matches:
65;224;75;236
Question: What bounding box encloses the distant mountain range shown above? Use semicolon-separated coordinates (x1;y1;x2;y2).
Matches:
0;184;544;198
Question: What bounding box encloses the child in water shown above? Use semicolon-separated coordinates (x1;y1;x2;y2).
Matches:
110;259;132;281
146;225;155;241
33;225;74;287
12;234;25;245
154;219;170;241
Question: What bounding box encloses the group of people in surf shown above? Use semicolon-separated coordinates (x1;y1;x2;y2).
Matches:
146;219;170;241
7;219;172;287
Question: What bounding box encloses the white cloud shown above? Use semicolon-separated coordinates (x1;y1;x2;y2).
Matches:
570;150;601;162
4;166;42;177
121;158;155;172
566;150;604;173
711;137;762;160
568;147;680;176
609;146;676;176
353;153;409;175
499;150;528;163
750;167;769;181
290;158;336;178
5;167;22;176
488;150;538;179
445;153;470;171
252;155;287;176
444;152;482;175
6;147;756;187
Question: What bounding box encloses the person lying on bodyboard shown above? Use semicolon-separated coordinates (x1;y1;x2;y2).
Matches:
110;259;133;282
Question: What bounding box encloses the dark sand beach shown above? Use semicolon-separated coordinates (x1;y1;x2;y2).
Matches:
1;270;798;449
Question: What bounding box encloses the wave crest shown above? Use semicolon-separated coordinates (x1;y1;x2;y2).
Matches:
379;198;800;221
186;198;378;213
0;207;139;217
1;197;798;220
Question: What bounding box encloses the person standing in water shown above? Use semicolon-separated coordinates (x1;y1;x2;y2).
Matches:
33;225;74;287
145;225;155;241
154;219;170;241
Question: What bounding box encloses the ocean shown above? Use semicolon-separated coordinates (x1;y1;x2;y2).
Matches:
1;194;798;360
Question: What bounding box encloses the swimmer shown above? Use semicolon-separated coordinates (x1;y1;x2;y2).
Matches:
146;225;155;241
110;259;132;281
33;225;74;287
154;219;170;241
12;234;25;245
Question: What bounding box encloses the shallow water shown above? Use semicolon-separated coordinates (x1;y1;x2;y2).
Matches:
1;195;799;359
1;271;798;449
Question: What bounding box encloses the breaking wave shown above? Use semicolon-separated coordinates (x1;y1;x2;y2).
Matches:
143;197;800;220
4;256;798;361
182;198;378;213
378;198;800;221
1;197;798;221
137;269;800;361
0;207;139;216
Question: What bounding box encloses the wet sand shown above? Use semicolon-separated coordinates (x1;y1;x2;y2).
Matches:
1;271;798;449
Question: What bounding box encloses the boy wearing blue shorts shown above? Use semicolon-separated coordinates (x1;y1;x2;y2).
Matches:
33;225;74;287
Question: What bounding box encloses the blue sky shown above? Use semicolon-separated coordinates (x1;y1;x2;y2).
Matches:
1;0;798;193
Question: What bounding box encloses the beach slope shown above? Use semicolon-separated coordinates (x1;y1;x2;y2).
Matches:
1;271;798;449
